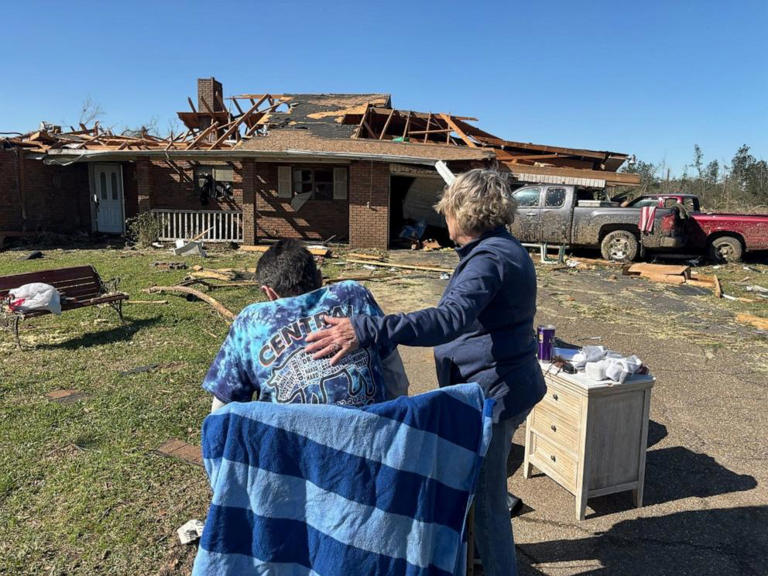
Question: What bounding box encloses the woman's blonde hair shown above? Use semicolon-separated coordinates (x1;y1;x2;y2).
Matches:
434;169;517;235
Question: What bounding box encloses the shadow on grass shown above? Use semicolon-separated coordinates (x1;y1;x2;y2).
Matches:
35;317;161;350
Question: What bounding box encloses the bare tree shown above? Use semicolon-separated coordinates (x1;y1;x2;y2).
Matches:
79;97;104;127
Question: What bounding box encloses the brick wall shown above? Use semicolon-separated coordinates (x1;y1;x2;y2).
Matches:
252;163;350;243
0;150;22;230
0;149;90;233
241;161;256;244
349;160;390;249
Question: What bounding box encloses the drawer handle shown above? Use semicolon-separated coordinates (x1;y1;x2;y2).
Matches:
552;393;559;401
550;455;557;462
550;424;557;432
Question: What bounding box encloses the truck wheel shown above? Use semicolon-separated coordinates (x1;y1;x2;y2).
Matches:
708;236;743;263
600;230;639;261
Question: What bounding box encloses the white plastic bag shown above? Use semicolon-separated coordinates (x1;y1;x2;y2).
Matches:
8;283;62;315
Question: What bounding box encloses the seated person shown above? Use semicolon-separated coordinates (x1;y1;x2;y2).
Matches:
203;239;408;411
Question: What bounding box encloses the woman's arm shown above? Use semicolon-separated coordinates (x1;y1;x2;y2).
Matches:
354;268;501;350
306;251;502;363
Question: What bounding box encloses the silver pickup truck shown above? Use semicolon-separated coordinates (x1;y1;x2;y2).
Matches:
508;185;686;261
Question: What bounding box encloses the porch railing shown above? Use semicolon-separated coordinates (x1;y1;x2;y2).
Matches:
151;209;244;243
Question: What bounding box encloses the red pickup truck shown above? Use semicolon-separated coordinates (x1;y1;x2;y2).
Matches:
624;194;768;262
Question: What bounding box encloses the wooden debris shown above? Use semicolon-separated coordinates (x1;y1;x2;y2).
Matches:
325;274;378;284
46;390;86;403
189;270;237;282
346;259;454;274
638;272;686;285
240;244;330;257
189;227;214;242
570;256;622;266
144;285;235;321
155;439;203;467
422;239;442;251
627;263;691;278
688;271;722;298
735;313;768;331
347;252;386;261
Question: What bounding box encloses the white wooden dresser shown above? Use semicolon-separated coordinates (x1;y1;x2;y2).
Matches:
523;363;655;520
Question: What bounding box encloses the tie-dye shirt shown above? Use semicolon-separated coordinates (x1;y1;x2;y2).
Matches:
202;281;397;407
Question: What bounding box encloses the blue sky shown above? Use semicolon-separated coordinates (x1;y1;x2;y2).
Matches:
2;0;766;175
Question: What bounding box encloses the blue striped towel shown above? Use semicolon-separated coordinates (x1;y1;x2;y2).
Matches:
192;383;494;576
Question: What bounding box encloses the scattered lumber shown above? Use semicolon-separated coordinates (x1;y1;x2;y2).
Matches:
155;439;203;467
189;227;214;242
325;274;378;284
638;272;686;285
627;263;691;278
189;270;237;282
144;285;235;321
347;252;386;261
179;278;259;290
735;313;768;331
688;271;722;297
240;244;331;257
346;259;454;274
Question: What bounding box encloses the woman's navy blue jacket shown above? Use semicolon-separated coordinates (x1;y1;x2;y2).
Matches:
351;226;546;421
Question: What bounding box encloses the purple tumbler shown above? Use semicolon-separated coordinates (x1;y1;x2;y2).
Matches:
537;325;555;362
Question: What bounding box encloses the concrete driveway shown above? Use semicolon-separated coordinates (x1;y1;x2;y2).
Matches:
361;250;768;576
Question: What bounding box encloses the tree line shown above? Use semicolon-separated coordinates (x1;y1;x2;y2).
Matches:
619;145;768;212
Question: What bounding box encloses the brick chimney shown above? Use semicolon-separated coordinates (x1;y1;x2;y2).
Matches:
197;77;225;113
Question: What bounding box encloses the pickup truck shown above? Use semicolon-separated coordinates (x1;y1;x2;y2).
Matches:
624;194;768;262
508;185;686;261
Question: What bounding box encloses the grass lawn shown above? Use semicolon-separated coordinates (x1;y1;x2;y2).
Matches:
1;243;765;575
0;245;338;575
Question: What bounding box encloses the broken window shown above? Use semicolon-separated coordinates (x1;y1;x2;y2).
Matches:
545;187;566;208
194;165;235;205
279;166;347;201
292;168;335;201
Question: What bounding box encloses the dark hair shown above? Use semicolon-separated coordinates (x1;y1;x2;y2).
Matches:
255;239;321;297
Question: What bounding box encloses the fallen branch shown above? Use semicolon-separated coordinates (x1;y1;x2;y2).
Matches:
346;259;453;274
144;285;235;321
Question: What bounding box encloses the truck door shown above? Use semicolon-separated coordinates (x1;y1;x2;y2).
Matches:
509;186;542;243
540;186;571;245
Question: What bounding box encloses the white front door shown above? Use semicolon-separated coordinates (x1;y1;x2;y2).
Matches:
93;164;125;233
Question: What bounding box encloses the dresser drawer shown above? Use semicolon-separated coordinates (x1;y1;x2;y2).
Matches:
539;380;581;418
530;403;579;452
529;431;578;491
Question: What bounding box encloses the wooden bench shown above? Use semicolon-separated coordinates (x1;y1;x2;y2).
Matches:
0;265;128;348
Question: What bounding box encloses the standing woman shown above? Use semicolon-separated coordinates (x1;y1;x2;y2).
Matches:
306;168;545;576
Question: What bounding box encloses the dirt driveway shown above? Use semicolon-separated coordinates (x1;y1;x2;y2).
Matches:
360;249;768;576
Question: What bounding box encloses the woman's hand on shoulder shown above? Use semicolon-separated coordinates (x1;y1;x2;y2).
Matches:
305;316;359;365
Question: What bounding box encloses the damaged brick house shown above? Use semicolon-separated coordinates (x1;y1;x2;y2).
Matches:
0;77;639;249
